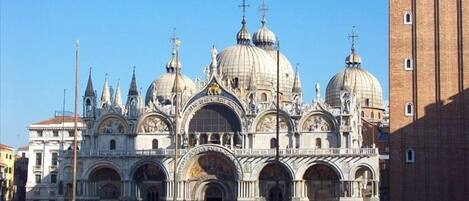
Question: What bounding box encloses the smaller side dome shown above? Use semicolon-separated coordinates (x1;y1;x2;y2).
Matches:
236;17;251;45
345;50;362;67
145;73;196;105
253;20;276;48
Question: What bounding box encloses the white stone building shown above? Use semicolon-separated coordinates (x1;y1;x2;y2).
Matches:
26;114;83;200
55;11;384;201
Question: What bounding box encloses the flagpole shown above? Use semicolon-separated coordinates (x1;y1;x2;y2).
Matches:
72;40;80;201
172;32;180;201
276;40;280;161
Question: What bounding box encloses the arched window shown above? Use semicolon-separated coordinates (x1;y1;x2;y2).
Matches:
404;58;413;70
405;148;415;163
361;111;365;118
232;77;239;88
270;138;277;149
378;112;381;119
261;93;268;102
371;111;374;119
404;11;412;24
315;138;322;149
365;98;370;106
110;140;116;150
405;102;414;116
152;139;158;149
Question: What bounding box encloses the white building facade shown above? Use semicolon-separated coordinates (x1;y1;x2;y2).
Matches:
55;12;382;201
26;115;83;200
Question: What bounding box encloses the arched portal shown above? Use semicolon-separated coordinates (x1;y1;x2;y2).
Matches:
204;183;224;201
258;162;292;201
184;151;238;201
89;167;121;200
188;104;241;147
303;164;340;201
132;163;166;201
354;166;374;199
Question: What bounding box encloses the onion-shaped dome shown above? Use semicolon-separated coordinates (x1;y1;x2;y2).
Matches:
345;51;362;67
145;51;196;105
325;50;384;109
236;17;251;45
253;19;276;48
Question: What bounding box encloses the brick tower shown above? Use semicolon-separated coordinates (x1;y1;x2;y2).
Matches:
389;0;469;201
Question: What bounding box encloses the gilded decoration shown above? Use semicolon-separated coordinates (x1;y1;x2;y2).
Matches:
302;115;332;132
256;114;289;132
207;83;222;95
138;116;169;133
187;154;236;180
99;118;126;134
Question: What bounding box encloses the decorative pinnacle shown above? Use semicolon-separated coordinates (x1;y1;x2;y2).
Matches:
132;66;136;74
259;0;269;25
239;0;250;23
348;26;358;52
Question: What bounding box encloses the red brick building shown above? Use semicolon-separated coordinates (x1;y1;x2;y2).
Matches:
389;0;469;201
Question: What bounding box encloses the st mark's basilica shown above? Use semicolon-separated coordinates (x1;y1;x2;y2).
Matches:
58;4;384;201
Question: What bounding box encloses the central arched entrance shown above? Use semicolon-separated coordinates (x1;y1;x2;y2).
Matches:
303;164;340;201
132;163;166;201
184;151;238;201
188;104;242;147
204;183;224;201
258;162;292;201
89;167;121;200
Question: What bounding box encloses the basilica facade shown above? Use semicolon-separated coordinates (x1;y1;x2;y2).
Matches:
57;13;383;201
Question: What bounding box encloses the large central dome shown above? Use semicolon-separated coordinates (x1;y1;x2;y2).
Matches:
217;17;277;93
217;45;276;90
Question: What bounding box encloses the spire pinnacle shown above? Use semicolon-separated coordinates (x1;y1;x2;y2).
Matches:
101;73;111;107
113;79;122;107
292;63;302;93
128;66;139;96
85;67;95;97
210;45;218;74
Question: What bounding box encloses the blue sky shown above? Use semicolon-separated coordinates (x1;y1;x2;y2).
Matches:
0;0;388;148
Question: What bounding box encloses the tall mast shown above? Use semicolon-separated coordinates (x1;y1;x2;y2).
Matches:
72;40;80;201
275;40;280;161
171;29;180;201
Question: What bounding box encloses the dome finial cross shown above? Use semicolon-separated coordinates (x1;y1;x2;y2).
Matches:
259;0;269;25
348;26;358;52
239;0;250;20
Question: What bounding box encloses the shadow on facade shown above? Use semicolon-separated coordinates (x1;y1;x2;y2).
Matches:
389;88;469;201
